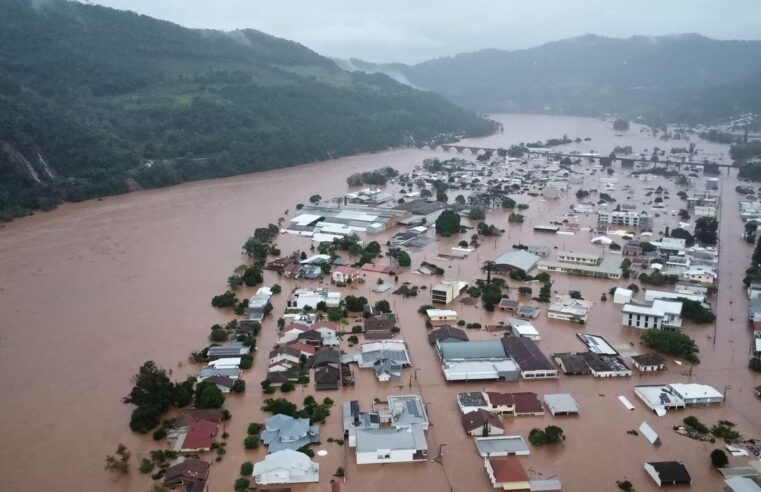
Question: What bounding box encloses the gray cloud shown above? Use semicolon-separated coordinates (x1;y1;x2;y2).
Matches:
89;0;761;63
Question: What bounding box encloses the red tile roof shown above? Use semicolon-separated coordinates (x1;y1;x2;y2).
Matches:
181;419;219;451
286;342;317;355
511;392;544;414
461;409;504;433
284;322;310;332
311;320;339;331
489;456;529;483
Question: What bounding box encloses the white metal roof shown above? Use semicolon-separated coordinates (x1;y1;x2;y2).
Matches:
669;383;723;400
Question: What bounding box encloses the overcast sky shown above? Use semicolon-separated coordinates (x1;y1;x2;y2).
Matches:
90;0;761;64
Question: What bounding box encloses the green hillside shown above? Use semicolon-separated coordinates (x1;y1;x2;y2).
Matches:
0;0;496;221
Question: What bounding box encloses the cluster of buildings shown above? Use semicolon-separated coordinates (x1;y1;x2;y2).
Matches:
435;334;557;382
342;395;429;464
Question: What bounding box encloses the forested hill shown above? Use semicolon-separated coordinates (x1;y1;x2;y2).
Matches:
0;0;496;221
340;34;761;124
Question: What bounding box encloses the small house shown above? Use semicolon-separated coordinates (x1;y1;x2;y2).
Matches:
484;456;530;491
461;409;505;437
631;353;666;372
644;461;691;487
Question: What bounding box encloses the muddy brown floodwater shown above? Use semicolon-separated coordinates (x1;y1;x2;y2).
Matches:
0;114;758;492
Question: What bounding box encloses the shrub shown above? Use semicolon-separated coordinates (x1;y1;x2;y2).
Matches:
240;354;253;370
710;449;729;469
231;379;246;393
243;435;260;450
247;423;262;435
281;382;295;393
234;478;251;492
240;461;253;476
139;458;154;474
152;428;167;441
683;416;709;434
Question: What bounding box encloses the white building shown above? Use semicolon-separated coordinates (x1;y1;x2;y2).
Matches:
252;450;319;485
597;210;651;228
431;280;467;305
426;308;458;325
622;300;683;331
355;426;428;464
683;266;717;285
547;295;593;323
613;287;633;304
287;288;341;310
509;318;541;340
557;250;601;266
669;383;724;405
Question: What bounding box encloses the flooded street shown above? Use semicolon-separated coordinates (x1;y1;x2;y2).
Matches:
1;114;758;492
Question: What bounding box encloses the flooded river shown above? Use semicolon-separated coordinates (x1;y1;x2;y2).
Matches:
0;114;757;492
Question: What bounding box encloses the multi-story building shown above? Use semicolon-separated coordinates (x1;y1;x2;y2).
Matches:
622;300;683;331
597;210;651;229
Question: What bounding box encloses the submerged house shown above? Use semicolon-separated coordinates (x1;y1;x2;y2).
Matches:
261;414;320;453
252;449;319;485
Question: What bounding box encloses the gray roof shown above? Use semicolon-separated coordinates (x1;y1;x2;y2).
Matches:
360;349;410;368
262;414;320;453
207;343;249;358
437;340;507;361
502;337;555;372
474;436;529;457
543;393;580;415
355;426;427;453
493;250;540;272
198;367;240;380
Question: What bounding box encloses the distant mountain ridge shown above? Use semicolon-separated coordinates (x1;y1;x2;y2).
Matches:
0;0;496;221
338;34;761;123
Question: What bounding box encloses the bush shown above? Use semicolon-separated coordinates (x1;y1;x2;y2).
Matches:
298;446;315;458
194;382;225;409
240;461;253;476
240;354;253;370
617;480;633;492
750;356;761;372
334;467;345;477
139;458;154;474
710;449;729;469
231;379;246;393
234;478;251;492
348;335;359;344
152;428;167;441
528;426;564;446
683;416;709;434
711;421;741;442
130;405;161;434
281;382;295;393
243;435;260;450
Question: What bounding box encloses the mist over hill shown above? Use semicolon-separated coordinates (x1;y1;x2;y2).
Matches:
339;34;761;123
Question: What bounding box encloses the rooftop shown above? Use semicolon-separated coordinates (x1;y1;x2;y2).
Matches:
544;393;580;415
493;250;541;272
461;409;504;433
474;436;530;457
438;340;508;361
355;426;427;453
501;337;554;372
488;456;529;484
